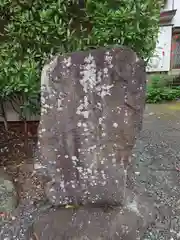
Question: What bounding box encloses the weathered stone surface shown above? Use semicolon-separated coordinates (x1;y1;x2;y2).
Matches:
35;46;146;206
0;46;147;240
0;169;17;223
0;193;155;240
34;208;144;240
33;193;155;240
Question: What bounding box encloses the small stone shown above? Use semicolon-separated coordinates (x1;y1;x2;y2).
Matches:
0;169;18;224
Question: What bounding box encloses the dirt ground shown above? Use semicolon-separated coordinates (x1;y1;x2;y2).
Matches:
0;121;44;203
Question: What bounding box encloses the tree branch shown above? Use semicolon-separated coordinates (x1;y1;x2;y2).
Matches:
0;102;8;131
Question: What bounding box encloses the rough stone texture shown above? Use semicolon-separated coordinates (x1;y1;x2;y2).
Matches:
33;201;154;240
0;169;17;223
35;46;146;206
0;46;148;240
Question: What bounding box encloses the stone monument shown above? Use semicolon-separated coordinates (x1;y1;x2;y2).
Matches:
0;46;154;240
35;46;146;206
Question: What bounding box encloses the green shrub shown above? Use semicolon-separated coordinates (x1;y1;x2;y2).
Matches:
148;74;173;88
146;86;180;103
0;0;163;126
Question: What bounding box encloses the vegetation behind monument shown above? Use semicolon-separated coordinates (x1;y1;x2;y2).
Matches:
0;0;163;126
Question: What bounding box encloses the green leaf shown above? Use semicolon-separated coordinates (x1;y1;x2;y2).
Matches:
0;0;163;117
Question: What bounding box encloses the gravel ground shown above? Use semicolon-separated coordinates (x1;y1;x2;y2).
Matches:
134;103;180;239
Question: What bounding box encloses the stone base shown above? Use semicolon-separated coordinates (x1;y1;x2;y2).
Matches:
33;189;156;240
0;189;156;240
33;205;150;240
